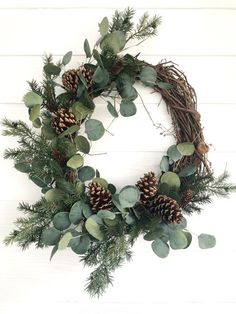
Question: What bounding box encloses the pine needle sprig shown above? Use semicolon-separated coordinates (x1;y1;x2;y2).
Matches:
109;7;135;34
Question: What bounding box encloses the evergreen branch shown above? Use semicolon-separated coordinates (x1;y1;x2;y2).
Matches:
83;235;132;297
109;7;135;34
27;79;44;97
126;13;161;42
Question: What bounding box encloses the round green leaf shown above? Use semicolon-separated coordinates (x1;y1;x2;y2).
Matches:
118;81;138;100
78;166;95;182
97;210;116;220
167;145;182;162
140;66;157;87
119;185;140;208
120;100;137;117
70;235;91;254
151;239;170;258
75;135;90;154
161;172;181;188
183;231;192;249
45;188;65;202
198;233;216;249
93;177;108;189
62;51;72;66
100;31;126;54
177;142;195;156
169;230;188;250
23;91;43;108
29;104;40;121
58;231;73;250
108;183;116;194
160;156;169;172
157;82;173;90
82;203;93;219
58;125;80;138
85;119;105;141
32;118;41;128
72;102;92;120
85;216;104;241
93;66;109;86
58;140;77;158
179;164;197;177
53;212;71;231
107;101;118;118
41;227;61;246
44;63;61;76
66;154;84;169
69;201;83;224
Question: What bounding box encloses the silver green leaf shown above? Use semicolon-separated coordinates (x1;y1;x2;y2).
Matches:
85;119;105;141
23;91;43;108
140;66;157;86
198;233;216;249
119;185;140;208
177;142;195;156
66;154;84;169
152;239;170;258
62;51;72;65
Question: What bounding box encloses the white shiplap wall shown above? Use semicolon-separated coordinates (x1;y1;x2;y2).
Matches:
1;1;236;313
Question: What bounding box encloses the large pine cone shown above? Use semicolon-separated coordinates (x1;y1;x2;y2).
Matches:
52;108;77;134
87;182;113;212
151;195;183;224
136;172;158;204
62;67;93;92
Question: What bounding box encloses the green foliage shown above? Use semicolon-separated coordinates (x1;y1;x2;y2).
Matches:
109;7;135;34
198;233;216;249
161;171;181;188
85;119;105;141
62;51;72;66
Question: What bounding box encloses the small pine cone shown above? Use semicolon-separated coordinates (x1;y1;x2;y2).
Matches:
136;172;158;204
62;68;80;92
52;108;77;134
152;195;183;224
87;182;113;212
81;67;93;89
181;189;194;205
51;149;66;164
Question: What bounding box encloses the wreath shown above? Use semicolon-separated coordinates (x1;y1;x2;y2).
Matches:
3;8;236;297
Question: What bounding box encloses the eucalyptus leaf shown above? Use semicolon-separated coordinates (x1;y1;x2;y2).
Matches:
78;166;95;182
112;194;124;212
179;164;197;177
140;66;157;86
69;201;83;224
32;118;41;128
72;101;92;120
58;231;73;250
157;82;173;90
30;175;47;188
183;231;192;249
85;215;104;241
85;119;105;141
29;104;40;121
23;91;43;108
177;142;195;156
198;233;216;249
45;188;65;202
62;51;72;66
92;49;103;68
41;227;61;246
82;203;93;219
93;66;109;86
152;239;170;258
167;145;182;162
169;230;188;250
75;136;90;154
58;125;80;138
44;63;61;76
107;101;118;118
84;39;92;58
119;185;140;208
53;212;71;231
66;155;84;169
160;156;169;172
125;213;136;225
100;31;126;54
99;16;109;35
120;100;137;117
50;245;58;261
161;172;181;188
108;183;116;194
97;210;116;220
70;235;91;254
41;125;56;140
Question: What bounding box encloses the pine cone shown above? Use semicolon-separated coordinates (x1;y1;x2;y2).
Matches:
152;195;183;224
52;108;77;134
181;189;193;205
136;172;158;204
87;182;113;212
62;67;93;92
51;149;66;165
62;69;80;92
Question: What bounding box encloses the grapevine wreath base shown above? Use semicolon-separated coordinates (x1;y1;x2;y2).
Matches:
3;8;236;297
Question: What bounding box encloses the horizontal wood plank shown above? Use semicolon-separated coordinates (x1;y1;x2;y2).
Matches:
0;9;235;55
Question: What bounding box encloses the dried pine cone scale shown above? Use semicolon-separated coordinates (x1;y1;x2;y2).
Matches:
52;108;77;134
87;182;113;212
136;172;158;204
152;195;183;224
